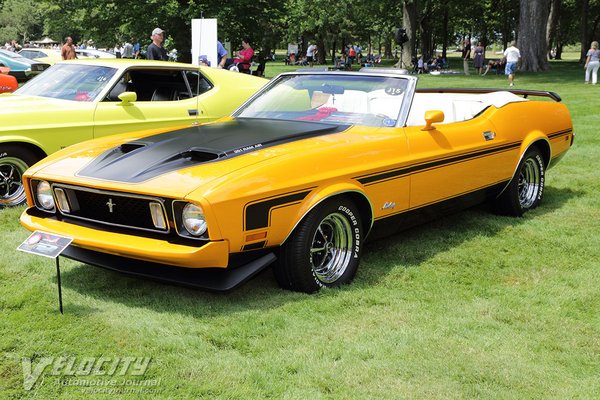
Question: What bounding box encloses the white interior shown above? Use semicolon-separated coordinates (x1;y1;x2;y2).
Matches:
319;89;405;119
406;91;527;126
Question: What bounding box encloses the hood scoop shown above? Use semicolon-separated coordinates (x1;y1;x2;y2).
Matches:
182;148;222;162
77;119;346;183
120;142;147;154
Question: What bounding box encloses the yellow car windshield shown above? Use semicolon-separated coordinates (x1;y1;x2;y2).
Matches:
16;64;118;102
237;74;408;127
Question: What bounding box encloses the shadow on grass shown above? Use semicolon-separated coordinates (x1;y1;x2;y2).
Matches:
358;186;582;287
58;186;581;316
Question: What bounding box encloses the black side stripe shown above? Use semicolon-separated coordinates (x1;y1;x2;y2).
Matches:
374;179;510;221
244;189;314;231
356;141;521;186
548;129;572;139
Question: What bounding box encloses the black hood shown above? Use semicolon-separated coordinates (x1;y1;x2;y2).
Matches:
77;118;347;183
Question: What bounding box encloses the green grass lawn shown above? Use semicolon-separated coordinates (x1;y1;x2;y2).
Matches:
1;61;599;399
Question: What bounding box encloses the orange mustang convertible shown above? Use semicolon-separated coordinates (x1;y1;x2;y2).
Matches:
20;70;573;293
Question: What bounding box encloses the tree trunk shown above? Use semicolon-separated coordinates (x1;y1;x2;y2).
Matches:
402;0;418;69
555;42;563;60
517;0;551;71
384;38;392;59
441;7;448;59
580;0;589;63
419;20;432;64
546;0;560;59
331;39;337;64
592;14;600;41
316;38;326;65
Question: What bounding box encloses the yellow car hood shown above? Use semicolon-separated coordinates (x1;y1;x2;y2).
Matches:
0;94;93;128
26;119;347;199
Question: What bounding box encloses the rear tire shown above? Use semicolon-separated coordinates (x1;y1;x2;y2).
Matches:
275;197;364;293
494;147;545;216
0;145;38;207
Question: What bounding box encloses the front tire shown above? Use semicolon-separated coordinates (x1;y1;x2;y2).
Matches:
275;197;364;293
494;147;545;216
0;145;38;207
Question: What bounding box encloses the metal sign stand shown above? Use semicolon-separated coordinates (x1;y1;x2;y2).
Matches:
56;257;64;314
17;231;73;315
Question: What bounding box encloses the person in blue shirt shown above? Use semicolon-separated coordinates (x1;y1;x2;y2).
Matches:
132;39;141;59
217;40;228;68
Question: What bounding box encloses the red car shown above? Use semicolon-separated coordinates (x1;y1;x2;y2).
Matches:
0;67;18;93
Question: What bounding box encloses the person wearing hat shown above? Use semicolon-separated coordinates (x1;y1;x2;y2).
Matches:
146;27;168;61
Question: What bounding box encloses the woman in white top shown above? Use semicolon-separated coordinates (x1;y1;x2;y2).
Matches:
584;41;600;85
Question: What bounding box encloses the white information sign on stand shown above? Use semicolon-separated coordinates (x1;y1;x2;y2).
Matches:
191;18;218;67
18;231;73;259
18;231;73;314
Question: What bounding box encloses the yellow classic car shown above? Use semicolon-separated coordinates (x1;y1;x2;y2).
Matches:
19;70;573;293
18;48;63;65
0;59;267;206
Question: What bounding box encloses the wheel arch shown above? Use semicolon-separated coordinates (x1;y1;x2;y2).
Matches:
497;136;550;198
521;133;551;168
281;184;374;244
0;140;48;164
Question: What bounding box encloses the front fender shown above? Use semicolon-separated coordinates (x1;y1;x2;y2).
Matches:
281;181;373;244
0;135;46;153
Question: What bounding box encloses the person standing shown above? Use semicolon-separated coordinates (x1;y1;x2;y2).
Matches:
473;42;485;75
61;37;77;60
132;38;141;59
217;40;228;68
347;44;356;65
306;42;317;67
146;28;168;61
122;39;134;59
462;38;471;75
503;41;521;87
584;41;600;85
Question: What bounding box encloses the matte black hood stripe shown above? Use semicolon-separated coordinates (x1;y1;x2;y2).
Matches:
78;119;347;183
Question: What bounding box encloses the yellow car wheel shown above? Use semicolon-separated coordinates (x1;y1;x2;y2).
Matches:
0;145;37;207
276;197;364;293
494;147;545;217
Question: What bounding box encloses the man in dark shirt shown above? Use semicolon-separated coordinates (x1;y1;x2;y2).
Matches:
146;28;168;61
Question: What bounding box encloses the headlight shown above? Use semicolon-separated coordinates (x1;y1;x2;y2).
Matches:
36;181;55;210
182;203;207;236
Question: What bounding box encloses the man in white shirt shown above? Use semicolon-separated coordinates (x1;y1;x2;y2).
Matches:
306;43;317;67
503;41;521;87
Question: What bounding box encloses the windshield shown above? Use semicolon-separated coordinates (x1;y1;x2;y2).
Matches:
15;63;118;102
236;74;408;127
0;49;24;59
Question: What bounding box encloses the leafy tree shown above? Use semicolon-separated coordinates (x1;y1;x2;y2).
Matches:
0;0;44;44
202;0;286;64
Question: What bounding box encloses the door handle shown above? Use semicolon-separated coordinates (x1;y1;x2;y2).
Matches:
188;109;198;116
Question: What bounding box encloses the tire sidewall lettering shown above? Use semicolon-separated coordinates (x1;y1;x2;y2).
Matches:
535;154;545;201
337;204;362;258
308;202;364;286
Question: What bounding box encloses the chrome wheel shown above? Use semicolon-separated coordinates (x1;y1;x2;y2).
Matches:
518;157;542;209
493;147;545;217
310;212;354;284
0;157;28;207
276;197;363;293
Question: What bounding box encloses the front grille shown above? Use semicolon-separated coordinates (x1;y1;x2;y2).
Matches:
53;184;168;233
31;63;50;71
